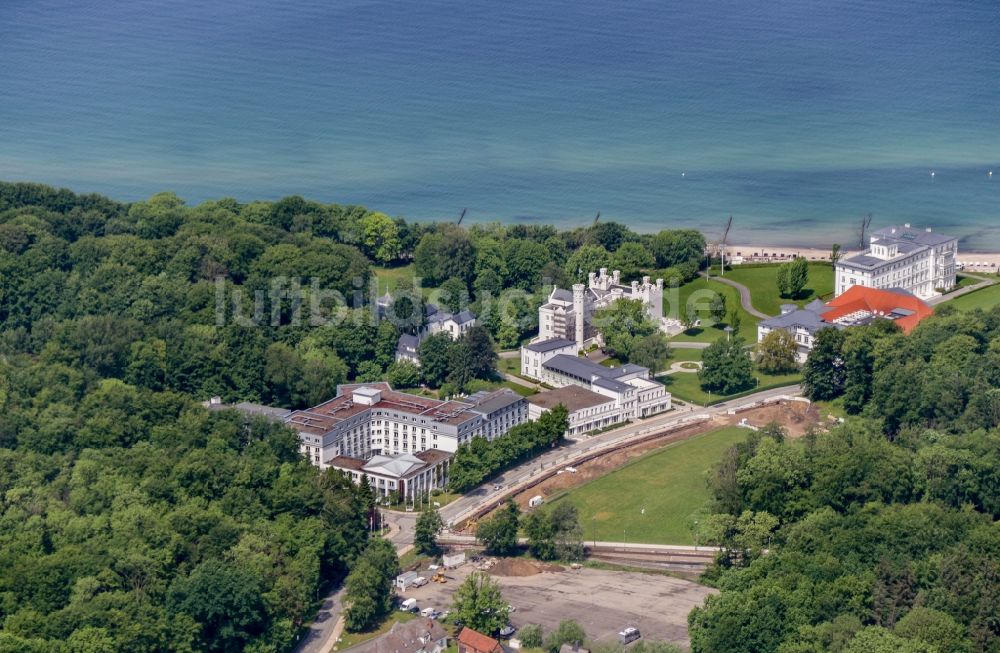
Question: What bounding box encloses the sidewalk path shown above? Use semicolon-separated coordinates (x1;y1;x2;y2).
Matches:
705;273;770;320
439;384;802;530
928;272;997;306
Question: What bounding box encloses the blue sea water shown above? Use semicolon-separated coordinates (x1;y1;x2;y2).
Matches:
2;0;999;249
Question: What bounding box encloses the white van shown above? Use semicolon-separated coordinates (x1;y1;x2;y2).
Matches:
400;598;418;612
420;607;436;618
528;495;544;508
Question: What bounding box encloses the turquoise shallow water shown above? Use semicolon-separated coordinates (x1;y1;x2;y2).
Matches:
2;0;999;248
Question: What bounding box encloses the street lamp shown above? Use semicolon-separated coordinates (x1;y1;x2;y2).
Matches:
724;325;734;341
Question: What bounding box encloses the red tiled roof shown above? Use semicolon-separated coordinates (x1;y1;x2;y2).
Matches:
824;286;933;334
458;628;501;653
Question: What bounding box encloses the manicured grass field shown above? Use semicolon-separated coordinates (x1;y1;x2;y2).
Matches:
545;426;748;545
666;277;758;344
943;281;1000;312
720;262;834;316
663;368;801;405
373;263;438;299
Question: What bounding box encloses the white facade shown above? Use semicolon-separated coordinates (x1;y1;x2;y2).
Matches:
835;224;957;299
520;339;671;422
527;390;624;437
287;383;527;469
331;450;450;500
537;268;665;349
521;338;578;378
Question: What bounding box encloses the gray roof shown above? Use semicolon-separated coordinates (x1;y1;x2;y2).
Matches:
873;225;955;246
525;338;577;353
397;333;420;353
760;307;841;335
232;402;292;420
542;354;651;387
364;453;426;478
551;288;574;302
592;376;632;393
453;309;476;325
804;299;829;313
838;254;888;270
467;389;524;415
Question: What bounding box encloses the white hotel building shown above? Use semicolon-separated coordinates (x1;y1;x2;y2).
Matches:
285;383;527;468
835;224;957;299
520;338;671;436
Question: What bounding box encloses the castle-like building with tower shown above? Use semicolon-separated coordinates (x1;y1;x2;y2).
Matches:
536;268;665;351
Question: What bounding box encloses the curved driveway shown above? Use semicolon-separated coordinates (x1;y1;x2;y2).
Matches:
706;273;770;319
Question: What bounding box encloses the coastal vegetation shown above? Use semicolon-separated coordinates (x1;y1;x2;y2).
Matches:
689;309;1000;653
0;181;704;651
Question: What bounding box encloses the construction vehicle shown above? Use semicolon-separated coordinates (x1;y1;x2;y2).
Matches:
432;572;447;584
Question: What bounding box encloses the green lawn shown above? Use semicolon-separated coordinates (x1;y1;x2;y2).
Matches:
666;277;758;344
720;262;834;316
373;263;438;299
662;365;800;405
545;427;748;545
943;281;1000;312
657;348;800;405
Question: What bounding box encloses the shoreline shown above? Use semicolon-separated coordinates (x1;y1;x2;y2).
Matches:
727;244;1000;271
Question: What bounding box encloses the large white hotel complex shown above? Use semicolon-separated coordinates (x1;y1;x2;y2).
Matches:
835;224;957;299
282;383;526;500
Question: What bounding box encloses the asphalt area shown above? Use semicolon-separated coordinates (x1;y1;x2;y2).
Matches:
394;560;715;649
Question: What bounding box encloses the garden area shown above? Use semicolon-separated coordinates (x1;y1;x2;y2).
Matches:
719;261;834;316
659;344;800;405
665;277;758;343
544;427;748;545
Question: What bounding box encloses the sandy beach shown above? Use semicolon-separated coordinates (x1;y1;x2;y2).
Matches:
728;244;1000;272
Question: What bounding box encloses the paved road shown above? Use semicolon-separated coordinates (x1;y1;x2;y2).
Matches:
295;513;416;653
502;372;537;389
498;350;520;359
439;384;801;529
928;272;997;306
705;272;771;319
668;341;710;349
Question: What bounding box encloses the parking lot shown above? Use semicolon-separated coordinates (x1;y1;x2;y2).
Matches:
395;560;715;649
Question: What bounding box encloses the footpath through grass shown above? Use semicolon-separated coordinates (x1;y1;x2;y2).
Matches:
720;263;834;316
546;426;747;545
666;277;758;343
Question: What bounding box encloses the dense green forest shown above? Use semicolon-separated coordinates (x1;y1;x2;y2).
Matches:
0;181;705;652
688;309;1000;653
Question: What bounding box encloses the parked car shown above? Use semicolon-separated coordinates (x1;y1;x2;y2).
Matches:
618;627;641;645
412;576;428;587
499;625;517;638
